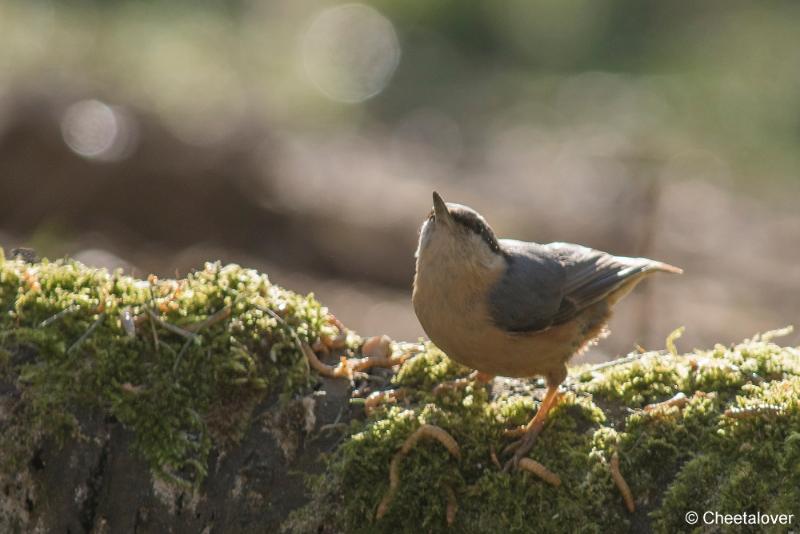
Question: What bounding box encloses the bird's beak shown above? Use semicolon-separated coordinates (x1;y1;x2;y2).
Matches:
432;191;452;224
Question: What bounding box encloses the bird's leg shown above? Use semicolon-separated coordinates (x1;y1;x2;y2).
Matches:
502;384;561;472
433;370;494;395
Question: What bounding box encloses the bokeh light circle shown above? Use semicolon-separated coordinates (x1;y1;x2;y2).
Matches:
302;4;401;103
61;99;137;161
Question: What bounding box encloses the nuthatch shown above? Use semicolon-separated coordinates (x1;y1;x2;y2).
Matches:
412;192;682;467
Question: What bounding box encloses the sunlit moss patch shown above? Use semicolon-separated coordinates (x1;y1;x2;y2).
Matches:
0;250;335;486
289;329;800;533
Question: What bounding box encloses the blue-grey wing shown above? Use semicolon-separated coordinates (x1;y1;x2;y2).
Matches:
487;240;565;333
544;242;666;325
489;240;668;333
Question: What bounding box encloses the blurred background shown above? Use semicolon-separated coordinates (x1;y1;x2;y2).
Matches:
1;0;799;361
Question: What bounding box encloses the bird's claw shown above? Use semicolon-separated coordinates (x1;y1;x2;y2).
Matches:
501;422;543;472
500;386;560;472
501;455;518;473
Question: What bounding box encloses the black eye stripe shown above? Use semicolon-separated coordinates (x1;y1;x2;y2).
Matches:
451;211;501;253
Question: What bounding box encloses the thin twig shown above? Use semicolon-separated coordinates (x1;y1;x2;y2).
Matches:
262;306;300;345
146;308;198;340
173;336;194;374
67;313;106;354
39;305;80;328
262;306;344;379
166;306;231;374
184;305;232;333
147;289;160;353
262;306;314;378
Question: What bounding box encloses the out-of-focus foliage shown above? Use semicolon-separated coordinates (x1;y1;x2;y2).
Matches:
3;0;800;181
1;0;799;354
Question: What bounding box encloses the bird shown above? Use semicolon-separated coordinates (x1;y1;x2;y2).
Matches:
412;191;682;468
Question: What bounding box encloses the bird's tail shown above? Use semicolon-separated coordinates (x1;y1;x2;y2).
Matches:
604;257;682;306
647;261;683;275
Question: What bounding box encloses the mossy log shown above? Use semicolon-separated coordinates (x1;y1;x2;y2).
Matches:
0;249;798;533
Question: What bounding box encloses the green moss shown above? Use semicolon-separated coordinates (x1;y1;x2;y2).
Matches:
653;375;800;532
392;343;471;389
585;331;800;407
3;249;798;531
0;251;336;486
291;329;800;533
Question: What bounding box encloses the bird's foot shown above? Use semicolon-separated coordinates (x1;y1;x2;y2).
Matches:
433;370;494;395
502;419;546;472
501;384;562;472
501;425;561;485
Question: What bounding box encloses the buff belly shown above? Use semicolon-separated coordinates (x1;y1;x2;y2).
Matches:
414;292;610;379
413;267;610;380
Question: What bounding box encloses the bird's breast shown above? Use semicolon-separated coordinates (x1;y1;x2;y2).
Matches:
413;249;589;378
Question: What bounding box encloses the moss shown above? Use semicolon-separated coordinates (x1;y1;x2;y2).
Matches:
3;249;798;531
391;344;471;389
0;251;337;486
585;330;800;408
291;329;800;533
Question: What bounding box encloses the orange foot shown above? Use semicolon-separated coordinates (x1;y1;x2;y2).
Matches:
502;384;562;472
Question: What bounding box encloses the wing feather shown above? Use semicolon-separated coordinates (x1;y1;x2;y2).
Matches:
489;240;678;333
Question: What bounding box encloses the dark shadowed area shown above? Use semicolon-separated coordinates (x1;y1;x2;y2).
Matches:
1;0;799;361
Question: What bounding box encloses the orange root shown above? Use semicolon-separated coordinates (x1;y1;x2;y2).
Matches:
400;424;461;458
610;452;635;513
724;404;783;419
304;332;412;380
376;453;404;519
364;389;407;416
350;351;412;372
490;447;501;470
433;371;494;396
443;484;457;526
518;458;561;487
376;425;460;520
644;392;688;412
302;342;352;378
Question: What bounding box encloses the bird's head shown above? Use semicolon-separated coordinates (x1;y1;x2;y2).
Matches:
416;192;503;267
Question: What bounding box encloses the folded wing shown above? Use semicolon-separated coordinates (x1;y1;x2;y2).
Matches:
488;240;680;333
